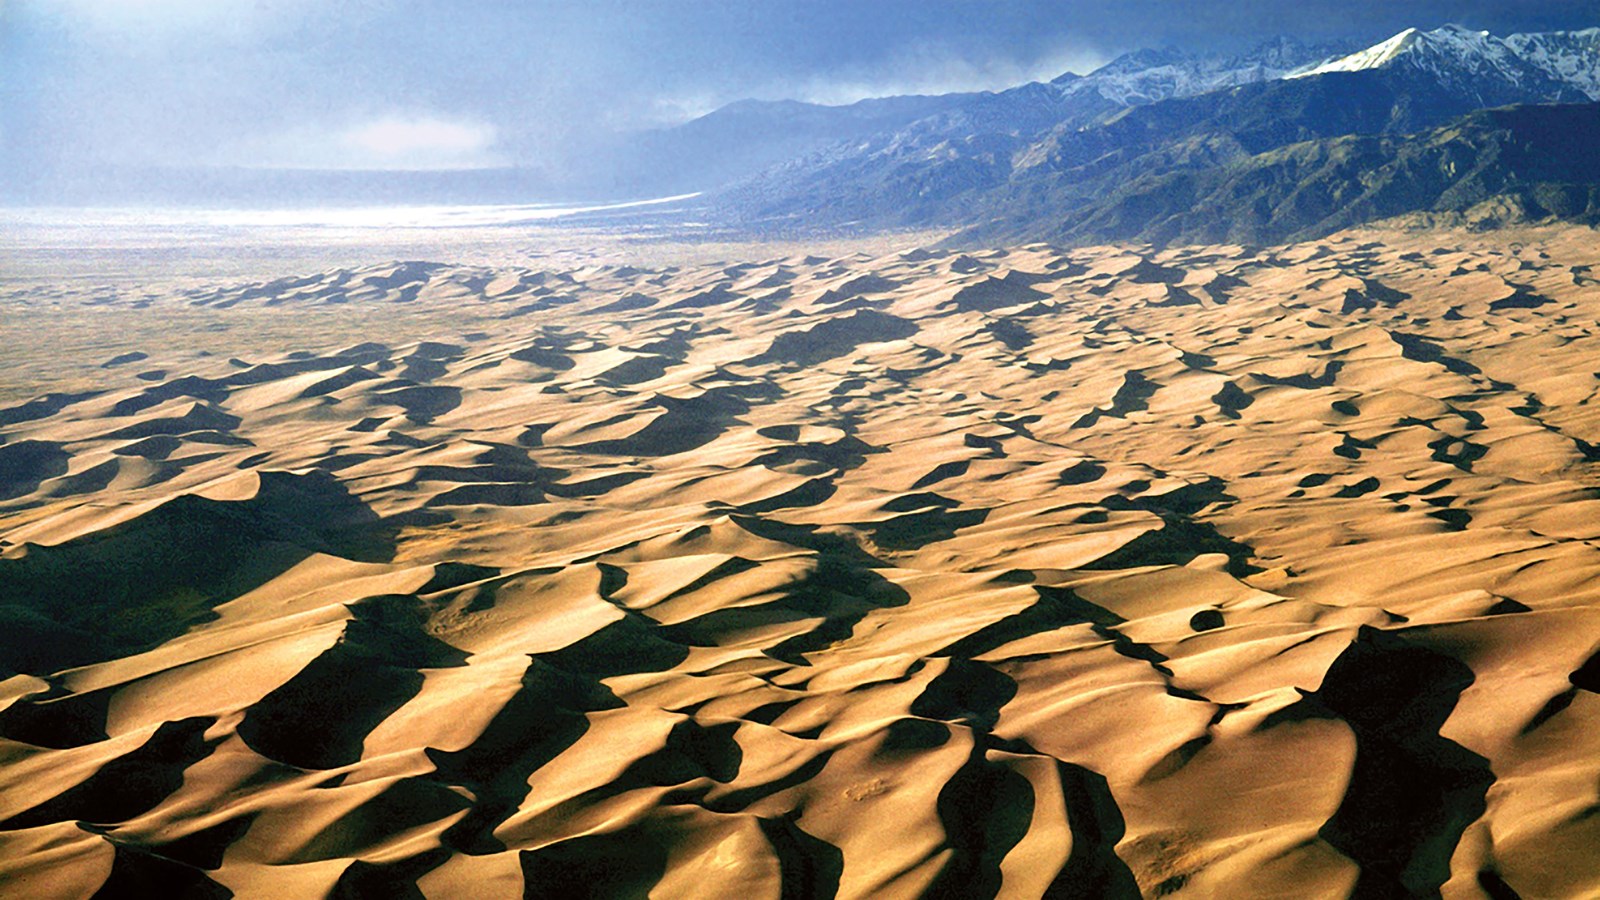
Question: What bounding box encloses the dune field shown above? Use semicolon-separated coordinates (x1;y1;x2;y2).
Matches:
2;224;1600;898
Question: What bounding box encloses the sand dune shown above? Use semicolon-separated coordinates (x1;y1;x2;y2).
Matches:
3;226;1600;897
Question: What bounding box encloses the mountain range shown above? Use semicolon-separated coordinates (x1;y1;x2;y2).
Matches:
641;24;1600;245
31;21;1597;241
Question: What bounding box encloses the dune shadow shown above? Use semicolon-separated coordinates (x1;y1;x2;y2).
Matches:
0;470;394;679
0;440;71;501
1293;627;1495;897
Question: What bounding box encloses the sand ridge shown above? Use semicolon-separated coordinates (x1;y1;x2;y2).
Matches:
2;227;1600;897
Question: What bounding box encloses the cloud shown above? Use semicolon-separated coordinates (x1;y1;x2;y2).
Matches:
33;0;317;41
239;114;504;170
337;116;500;169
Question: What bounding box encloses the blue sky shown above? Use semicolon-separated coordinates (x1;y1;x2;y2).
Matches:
4;0;1599;183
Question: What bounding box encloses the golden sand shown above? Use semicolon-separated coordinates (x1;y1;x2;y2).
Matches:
1;226;1598;897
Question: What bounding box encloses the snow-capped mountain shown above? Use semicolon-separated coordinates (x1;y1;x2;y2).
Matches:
650;24;1596;205
1507;27;1600;99
1062;37;1350;106
1290;24;1590;103
765;38;1356;173
715;23;1600;246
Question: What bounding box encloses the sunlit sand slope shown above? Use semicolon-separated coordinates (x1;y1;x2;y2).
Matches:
3;229;1600;898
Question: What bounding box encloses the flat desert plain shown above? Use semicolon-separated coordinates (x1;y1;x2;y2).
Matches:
2;222;1599;898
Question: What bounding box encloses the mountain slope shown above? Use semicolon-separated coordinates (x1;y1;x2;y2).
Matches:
577;38;1349;202
959;102;1600;246
1507;27;1600;99
574;93;978;197
714;25;1600;245
722;67;1586;231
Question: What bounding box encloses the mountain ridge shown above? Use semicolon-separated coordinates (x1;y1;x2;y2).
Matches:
703;23;1600;246
957;102;1600;247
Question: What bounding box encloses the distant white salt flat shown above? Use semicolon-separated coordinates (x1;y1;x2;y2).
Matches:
0;194;702;230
